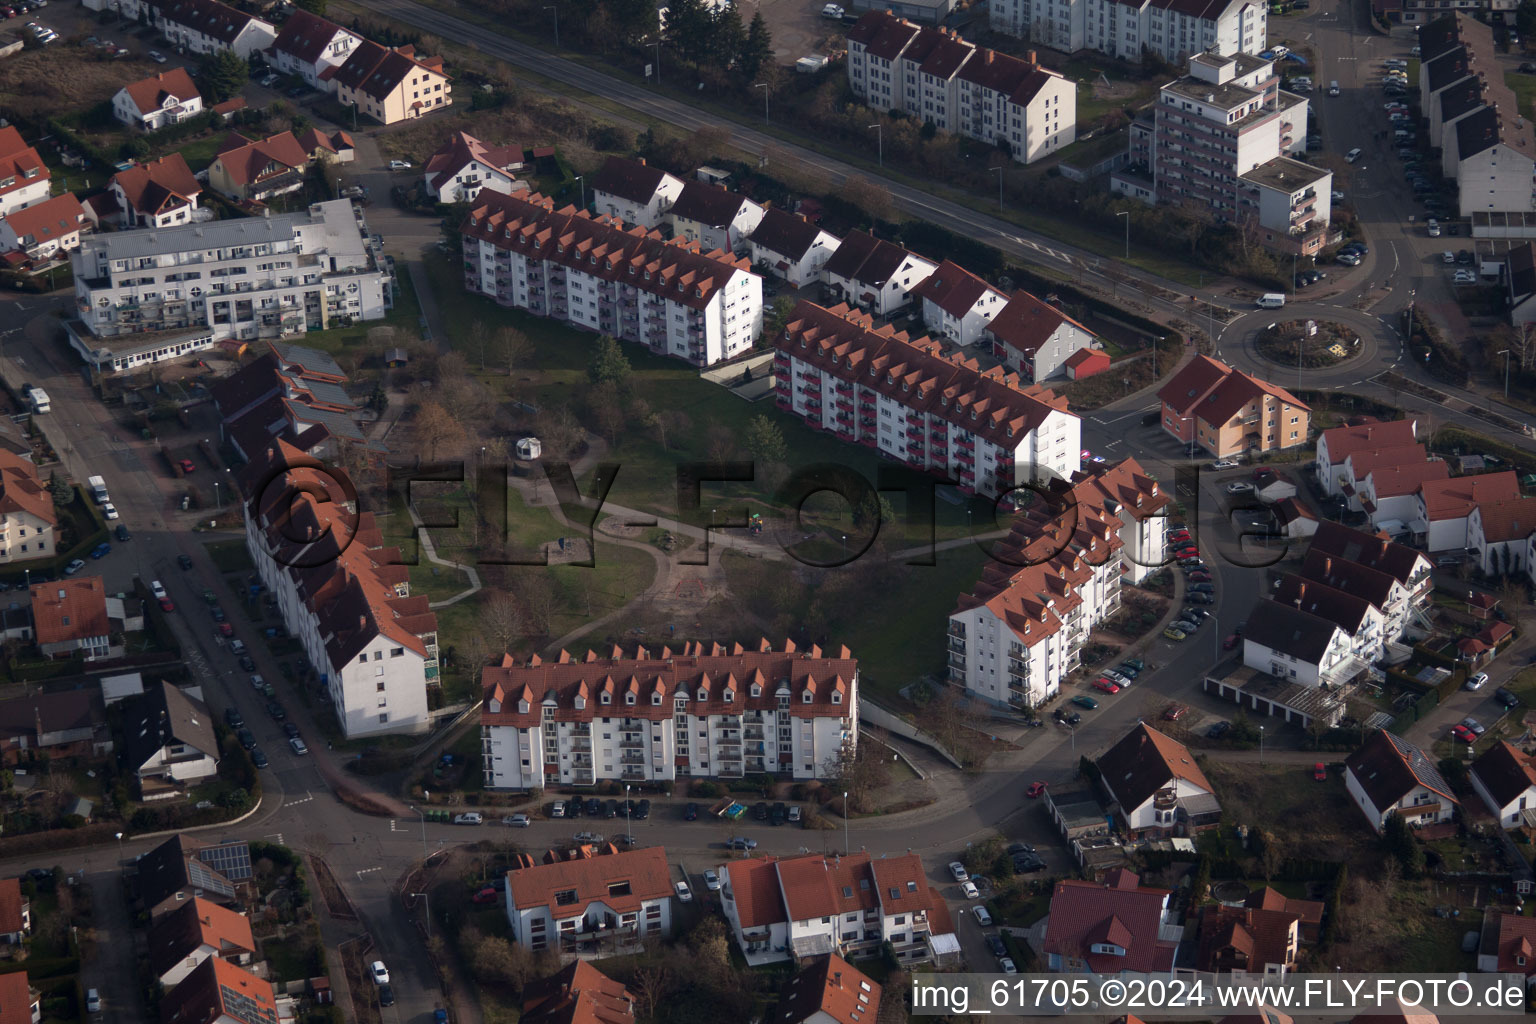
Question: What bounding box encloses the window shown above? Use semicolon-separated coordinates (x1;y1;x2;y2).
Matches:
376;681;386;692
391;647;404;657
378;713;389;723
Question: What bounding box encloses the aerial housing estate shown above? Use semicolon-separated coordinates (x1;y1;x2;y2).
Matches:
65;199;392;374
846;12;1077;164
1113;52;1331;257
480;640;858;787
240;438;439;738
990;0;1266;65
82;0;277;57
948;459;1170;710
268;10;452;124
461;188;763;368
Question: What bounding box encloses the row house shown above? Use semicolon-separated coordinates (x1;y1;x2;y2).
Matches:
1315;418;1418;497
480;640;858;787
0;194;85;267
991;0;1266;66
1345;730;1459;832
522;961;638;1024
665;180;764;255
0;972;38;1024
1095;723;1222;838
747;207;841;288
984;289;1097;382
0;126;51;219
1413;470;1522;552
1307;522;1434;632
159;957;279;1024
112;69;202;132
949;459;1168;710
846;12;1077;163
719;852;957;966
772;954;881;1024
1156;354;1310;458
135;834;249;923
772;301;1082;498
0;878;28;945
820;231;936;317
267;9;362;88
590;156;685;229
213;343;386;464
331;41;451;125
505;846;673;956
912;259;1006;346
103;154;203;229
147;897;255;989
141;0;276;58
1467;494;1536;577
0;690;109;765
461;188;762;368
240;439;439;737
0;449;56;565
1356;459;1449;531
421;131;527;204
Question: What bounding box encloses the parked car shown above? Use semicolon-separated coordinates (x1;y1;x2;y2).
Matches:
550;801;566;818
1163;627;1187;641
225;707;244;728
147;49;166;62
289;736;309;755
1071;695;1098;710
1188;593;1216;605
675;880;693;902
703;869;722;890
378;985;395;1008
1207;720;1232;739
1453;269;1477;284
683;802;698;820
151;581;167;600
573;830;604;844
1102;670;1132;687
1226;481;1254;494
454;812;484;825
115;524;130;541
788;805;802;822
1467;671;1490;690
728;837;757;850
986;935;1007;957
1451;724;1477;743
1495;687;1522;708
1163;704;1188;721
266;701;284;720
281;721;298;738
504;813;532;827
178;458;196;474
1121;657;1145;672
1026;781;1048;798
961;880;980;899
237;728;256;751
948;861;969;882
1188;570;1212;582
1210;459;1239;470
388;160;412;170
250;747;269;768
1223;634;1240;650
1190;583;1215;593
471;886;498;905
85;990;100;1015
1461;716;1486;736
1092;677;1121;694
1313;762;1328;781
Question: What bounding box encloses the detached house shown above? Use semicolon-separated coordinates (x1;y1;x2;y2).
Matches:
773;954;882;1024
114;69;203;132
1467;495;1536;577
0;691;108;764
122;680;220;796
1413;471;1522;552
1195;902;1301;975
0;972;38;1024
331;41;451;125
0;194;87;264
912;260;1007;347
0;450;54;566
984;290;1096;382
1037;869;1181;973
106;154;203;229
0;878;30;944
747;207;840;288
148;897;255;989
1477;910;1536;984
521;961;636;1024
207;131;311;204
1471;741;1536;830
820;231;937;316
1094;723;1221;838
1157;354;1310;458
421;131;526;204
31;578;112;661
665;181;765;255
504;846;673;955
0;128;49;220
136;834;251;922
589;156;685;228
1345;730;1459;832
1241;599;1354;688
267;10;361;87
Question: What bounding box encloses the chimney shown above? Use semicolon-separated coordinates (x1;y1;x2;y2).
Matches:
638;156;646;165
1028;50;1036;65
985;50;993;65
358;615;366;630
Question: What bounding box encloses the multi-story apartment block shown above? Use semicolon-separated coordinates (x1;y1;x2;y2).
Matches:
268;10;362;87
505;846;673;955
1398;0;1515;28
773;301;1082;497
590;156;686;229
112;69;202;132
461;188;762;368
747;207;841;287
1451;106;1536;218
1306;522;1433;636
1114;52;1328;255
331;41;451;125
992;0;1266;66
984;289;1097;382
720;852;957;966
105;154;203;229
846;12;1076;163
241;439;439;738
1156;354;1310;457
0;450;55;566
665;181;765;255
0;127;51;219
64;199;390;372
949;458;1169;710
912;259;1007;346
480;640;858;787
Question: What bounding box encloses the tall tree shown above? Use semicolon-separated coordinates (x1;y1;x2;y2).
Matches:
708;4;746;70
738;11;773;82
607;0;656;43
413;400;464;461
588;334;633;390
743;414;788;466
664;0;712;66
199;49;249;104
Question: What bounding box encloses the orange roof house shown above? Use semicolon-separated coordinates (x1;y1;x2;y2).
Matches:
0;877;29;942
521;960;636;1024
30;577;112;660
1157;354;1309;458
207;131;311;203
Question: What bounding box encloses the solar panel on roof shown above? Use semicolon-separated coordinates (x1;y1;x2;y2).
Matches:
197;840;253;882
218;982;278;1024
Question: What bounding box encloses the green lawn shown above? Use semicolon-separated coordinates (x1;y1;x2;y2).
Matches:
1508;71;1536;120
176;134;225;174
294;266;423;356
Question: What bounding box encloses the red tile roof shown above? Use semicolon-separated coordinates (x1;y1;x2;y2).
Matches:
424;131;525;193
958;47;1039;95
1320;418;1417;461
776;853;879;921
1491;910;1536;978
1158;354;1307;427
986;289;1092;356
119;68;200;118
1418;471;1521;521
112;153;201;218
30;577;110;645
0;448;54;528
160;955;277;1024
1042;871;1176;973
1;193;85;250
0;971;31;1024
149;898;255;980
1095;723;1214;816
1065;348;1110;376
1244;885;1323;931
211;131;309;188
1346;444;1429;479
910;260;1002;320
332;40;448;102
726;855;788;928
269;9;351;66
0;127;47;203
1473;494;1536;543
0;878;25;936
1366;459;1449;499
506;847;671;921
776;954;881;1024
1195;903;1299;972
521;960;636;1024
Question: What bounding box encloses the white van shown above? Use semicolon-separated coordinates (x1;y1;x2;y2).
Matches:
1257;293;1286;309
1328;81;1340;96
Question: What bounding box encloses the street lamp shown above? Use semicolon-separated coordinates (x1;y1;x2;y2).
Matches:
415;798;428;864
544;4;559;46
1259;725;1265;766
754;82;769;124
993;164;1004;209
867;124;882;168
649;42;662;85
843;790;849;854
625;783;632;844
335;177;341;199
410;892;431;938
115;831;124;872
1116;211;1130;260
573;175;584;212
1498;349;1512;400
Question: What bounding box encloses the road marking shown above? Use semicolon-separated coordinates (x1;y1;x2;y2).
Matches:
356;866;382;878
390;819;409;832
284;791;314;808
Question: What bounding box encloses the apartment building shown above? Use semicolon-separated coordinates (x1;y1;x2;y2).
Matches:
1157;354;1310;457
212;343;386;464
773;301;1082;497
1467;495;1536;576
331;41;451;125
112;69;202;132
105;154;203;229
241;439;439;738
984;289;1097;382
590;156;685;228
821;231;937;317
461;188;762;368
949;458;1168;710
719;852;957;966
1114;52;1328;255
846;12;1076;164
480;640;858;787
1413;471;1522;551
0;194;86;267
747;207;841;288
31;578;112;661
65;199;390;370
665;181;765;255
0;127;51;219
1451;106;1536;218
421;131;527;204
505;846;673;955
0;451;55;569
1345;730;1459;832
267;10;362;87
912;259;1007;346
991;0;1266;66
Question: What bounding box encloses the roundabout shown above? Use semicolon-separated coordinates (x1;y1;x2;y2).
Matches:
1253;318;1364;370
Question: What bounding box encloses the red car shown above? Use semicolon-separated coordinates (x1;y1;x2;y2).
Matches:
1251;466;1272;479
471;886;498;905
1092;678;1121;694
1163;704;1187;721
1222;634;1239;650
1451;724;1477;743
1026;781;1048;798
1168;531;1191;542
1188;571;1212;582
159;597;175;612
1313;762;1328;781
218;622;234;637
179;458;196;474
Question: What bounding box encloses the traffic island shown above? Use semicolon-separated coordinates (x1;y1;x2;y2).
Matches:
1255;319;1359;369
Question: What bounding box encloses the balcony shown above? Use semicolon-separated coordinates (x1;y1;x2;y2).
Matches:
569;737;592;752
619;738;645;749
620;753;646;765
621;766;647;780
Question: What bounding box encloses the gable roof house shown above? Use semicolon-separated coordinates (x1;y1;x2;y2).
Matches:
589;156;686;229
136;834;248;922
504;846;673;957
985;290;1097;382
912;260;1007;347
1508;243;1536;327
331;40;451;126
1315;418;1419;495
208;131;311;203
122;680;220;796
421;131;527;204
0;878;29;944
1245;885;1324;944
0;449;55;567
1471;741;1536;830
295;127;354;165
1345;730;1459;833
1412;471;1522;552
1477;909;1536;983
665;181;765;256
1241;598;1357;689
148;0;276;58
212;343;378;464
0;127;49;220
0;194;87;265
149;898;255;989
0;690;108;764
107;154;203;229
1306;522;1434;633
31;577;114;661
1094;723;1221;838
159;954;279;1024
1195;901;1301;974
520;961;636;1024
820;231;938;317
747;207;841;288
773;954;881;1024
0;971;38;1024
1467;495;1536;578
1156;354;1309;458
1037;868;1180;973
113;68;203;132
267;10;361;87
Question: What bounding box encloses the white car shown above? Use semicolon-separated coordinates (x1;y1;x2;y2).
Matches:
1210;459;1239;470
974;905;993;926
102;503;119;520
503;813;531;827
703;869;722;891
85;989;100;1014
1345;148;1362;163
1103;670;1133;688
250;674;265;690
1453;269;1477;284
150;580;167;599
999;957;1018;974
387;160;412;171
1467;672;1490;690
289;736;308;755
1442;250;1457;264
63;558;85;576
1225;482;1254;494
961;880;980;899
260;72;279;87
948;861;969;882
675;880;693;902
148;49;166;63
454;812;484;825
370;961;389;985
821;2;844;15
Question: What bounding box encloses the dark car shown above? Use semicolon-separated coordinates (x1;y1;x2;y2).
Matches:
770;802;786;825
282;722;300;739
1064;711;1082;726
1188;593;1216;605
1457;249;1474;264
753;801;770;820
239;656;257;672
605;799;619;818
585;797;602;817
286;84;307;98
378;984;395;1007
266;701;285;720
1190;582;1215;593
1014;855;1048;874
986;935;1007;957
250;747;269;769
1496;687;1522;708
225;706;244;728
178;554;193;570
237;727;256;750
115;524;130;541
212;607;226;622
1207;720;1232;739
1522;62;1536;72
566;798;583;818
684;802;698;821
636;799;650;820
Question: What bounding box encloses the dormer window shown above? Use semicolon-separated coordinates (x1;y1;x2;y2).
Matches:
802;691;813;703
600;692;611;704
517;699;530;713
832;692;842;705
698;687;708;701
574;695;586;710
651;691;661;705
724;690;734;703
625;692;636;705
750;683;761;697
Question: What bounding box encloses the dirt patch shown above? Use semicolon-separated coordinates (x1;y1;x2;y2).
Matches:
0;43;164;120
749;0;848;60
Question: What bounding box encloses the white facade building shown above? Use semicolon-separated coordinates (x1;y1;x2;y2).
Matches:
589;156;686;228
1471;742;1536;829
990;0;1266;66
1345;730;1459;832
820;231;937;317
504;847;674;955
913;259;1007;346
113;69;203;132
267;10;362;87
1314;419;1418;497
665;181;765;255
1466;496;1536;577
747;208;840;288
985;290;1098;382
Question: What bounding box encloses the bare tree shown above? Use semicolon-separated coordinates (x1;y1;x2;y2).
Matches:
706;423;737;465
413;400;465;461
481;589;525;655
589;381;627;446
536;405;583;460
497;325;531;376
467;320;491;372
521;575;557;637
